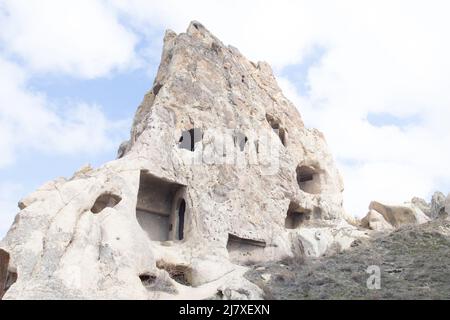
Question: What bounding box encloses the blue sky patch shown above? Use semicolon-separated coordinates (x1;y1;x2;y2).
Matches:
367;112;422;128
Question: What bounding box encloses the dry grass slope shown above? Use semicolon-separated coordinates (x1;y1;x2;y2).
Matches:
246;219;450;299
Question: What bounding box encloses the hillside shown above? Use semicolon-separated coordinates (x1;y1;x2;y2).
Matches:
246;219;450;299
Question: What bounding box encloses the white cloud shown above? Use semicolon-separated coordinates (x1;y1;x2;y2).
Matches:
0;56;129;236
0;1;136;237
341;161;435;218
77;0;450;216
1;0;449;222
0;57;128;168
109;0;322;69
273;1;450;216
0;0;138;78
280;68;450;216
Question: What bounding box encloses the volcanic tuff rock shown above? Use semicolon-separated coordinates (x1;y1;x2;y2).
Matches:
361;210;394;232
361;192;450;233
367;201;430;228
446;194;450;216
430;191;447;219
410;192;449;220
0;21;363;299
411;197;431;217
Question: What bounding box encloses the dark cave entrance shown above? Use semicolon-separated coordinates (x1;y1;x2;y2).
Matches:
285;202;311;229
178;199;186;241
178;128;203;151
0;249;17;299
136;171;186;241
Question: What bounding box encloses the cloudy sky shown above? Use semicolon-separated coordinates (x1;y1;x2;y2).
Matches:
1;0;449;236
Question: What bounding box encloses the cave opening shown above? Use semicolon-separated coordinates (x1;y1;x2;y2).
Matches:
266;114;286;146
178;128;203;151
233;132;248;151
285;202;310;229
136;171;186;242
226;234;266;265
296;165;322;194
0;249;17;299
91;193;122;214
156;261;192;286
177;199;186;241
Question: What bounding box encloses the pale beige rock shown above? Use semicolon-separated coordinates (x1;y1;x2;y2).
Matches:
369;201;430;228
430;192;446;219
295;220;368;257
445;194;450;217
216;277;264;300
0;21;360;299
411;197;431;217
361;210;394;231
261;273;271;282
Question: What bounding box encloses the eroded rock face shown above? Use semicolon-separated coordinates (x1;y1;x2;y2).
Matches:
445;193;450;218
411;197;431;217
361;210;394;232
0;21;358;299
430;192;446;219
369;201;430;228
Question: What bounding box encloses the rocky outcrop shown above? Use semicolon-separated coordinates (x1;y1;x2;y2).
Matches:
411;197;431;217
430;192;446;219
0;21;363;300
361;210;394;232
362;192;450;232
445;194;450;216
216;276;263;300
368;201;429;228
246;219;450;300
411;192;448;220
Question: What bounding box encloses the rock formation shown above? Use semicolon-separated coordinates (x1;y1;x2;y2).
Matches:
430;192;447;219
445;194;450;216
367;201;430;228
361;191;450;232
0;21;365;300
360;209;394;232
413;191;450;220
411;197;431;217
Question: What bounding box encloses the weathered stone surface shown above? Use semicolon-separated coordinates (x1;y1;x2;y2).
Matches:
295;221;368;257
445;193;450;217
411;197;431;217
361;209;394;232
369;201;430;228
216;277;264;300
0;21;361;299
430;191;446;219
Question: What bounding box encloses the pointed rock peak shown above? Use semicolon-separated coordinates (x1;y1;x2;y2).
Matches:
164;29;177;41
186;20;221;44
187;20;207;35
